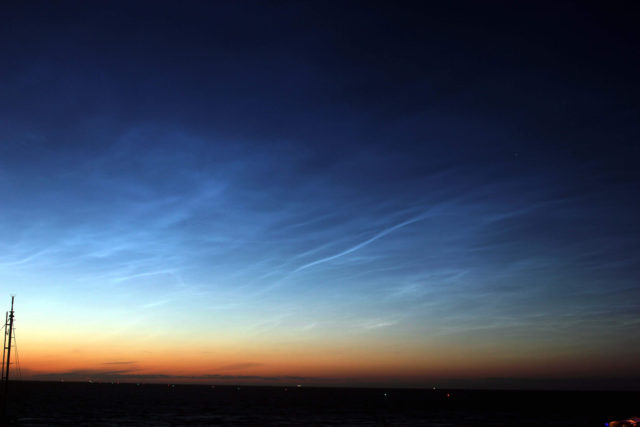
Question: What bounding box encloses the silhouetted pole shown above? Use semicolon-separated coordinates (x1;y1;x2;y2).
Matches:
1;297;14;419
3;297;14;394
1;312;7;379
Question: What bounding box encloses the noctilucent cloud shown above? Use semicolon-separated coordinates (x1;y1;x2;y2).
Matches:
1;2;639;389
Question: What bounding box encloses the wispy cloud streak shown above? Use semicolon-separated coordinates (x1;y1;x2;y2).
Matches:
294;212;430;272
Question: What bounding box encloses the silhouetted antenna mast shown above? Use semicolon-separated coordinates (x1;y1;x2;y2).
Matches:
1;312;7;378
1;296;15;418
2;297;15;390
3;295;15;386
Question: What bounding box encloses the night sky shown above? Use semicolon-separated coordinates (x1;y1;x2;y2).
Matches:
1;2;639;389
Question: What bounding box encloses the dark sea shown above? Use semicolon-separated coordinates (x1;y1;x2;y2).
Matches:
2;381;638;426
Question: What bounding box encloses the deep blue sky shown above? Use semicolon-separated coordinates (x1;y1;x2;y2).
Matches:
1;1;639;388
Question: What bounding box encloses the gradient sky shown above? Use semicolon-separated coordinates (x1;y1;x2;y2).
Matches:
1;2;639;389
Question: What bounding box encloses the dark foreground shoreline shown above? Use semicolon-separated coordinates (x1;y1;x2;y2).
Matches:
2;381;638;426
